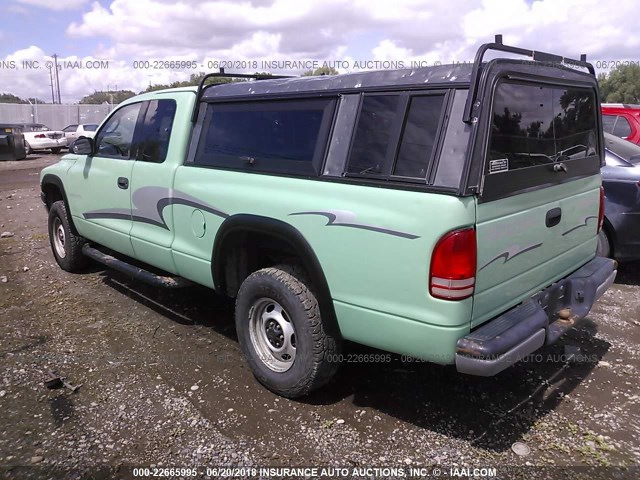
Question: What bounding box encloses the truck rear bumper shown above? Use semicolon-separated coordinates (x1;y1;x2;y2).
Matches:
456;256;616;376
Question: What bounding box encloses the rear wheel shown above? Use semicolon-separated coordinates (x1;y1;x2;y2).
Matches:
596;228;612;258
235;265;340;398
48;200;89;272
51;147;62;154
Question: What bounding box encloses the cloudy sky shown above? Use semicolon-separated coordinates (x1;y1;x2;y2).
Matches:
0;0;638;103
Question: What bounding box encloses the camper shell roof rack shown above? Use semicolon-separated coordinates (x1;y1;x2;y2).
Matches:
191;68;294;122
463;34;595;123
191;35;596;125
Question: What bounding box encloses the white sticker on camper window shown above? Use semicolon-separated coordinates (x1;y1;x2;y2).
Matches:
489;158;509;174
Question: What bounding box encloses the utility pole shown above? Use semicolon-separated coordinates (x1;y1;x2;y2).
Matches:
26;98;36;123
48;65;55;104
53;54;62;104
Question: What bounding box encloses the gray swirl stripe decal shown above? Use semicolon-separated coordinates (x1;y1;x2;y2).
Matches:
289;210;420;239
83;186;228;229
479;243;543;271
561;215;598;236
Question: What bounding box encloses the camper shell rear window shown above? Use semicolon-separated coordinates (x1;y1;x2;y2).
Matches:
482;79;601;200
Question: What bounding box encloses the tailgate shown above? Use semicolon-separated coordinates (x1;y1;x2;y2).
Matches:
472;79;602;327
474;176;600;326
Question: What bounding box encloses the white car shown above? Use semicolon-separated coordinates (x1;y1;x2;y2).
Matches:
21;124;67;155
62;123;99;142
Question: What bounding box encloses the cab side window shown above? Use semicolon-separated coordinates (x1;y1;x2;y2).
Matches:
94;103;143;159
134;99;177;163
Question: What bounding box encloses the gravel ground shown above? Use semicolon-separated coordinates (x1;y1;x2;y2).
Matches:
0;155;639;479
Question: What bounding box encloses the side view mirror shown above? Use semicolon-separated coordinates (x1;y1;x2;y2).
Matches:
70;136;94;155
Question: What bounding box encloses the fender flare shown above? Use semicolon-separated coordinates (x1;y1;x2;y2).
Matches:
212;214;341;338
41;173;80;235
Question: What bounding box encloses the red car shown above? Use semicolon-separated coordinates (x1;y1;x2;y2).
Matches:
601;103;640;145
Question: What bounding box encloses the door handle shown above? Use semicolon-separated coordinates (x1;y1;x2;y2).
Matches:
546;207;562;227
117;177;129;189
553;162;568;173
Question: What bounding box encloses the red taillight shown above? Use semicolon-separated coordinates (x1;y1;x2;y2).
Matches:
598;186;605;233
430;227;477;300
35;134;46;138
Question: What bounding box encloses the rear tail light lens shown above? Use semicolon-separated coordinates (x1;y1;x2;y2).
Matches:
430;227;477;300
598;186;605;233
35;134;46;138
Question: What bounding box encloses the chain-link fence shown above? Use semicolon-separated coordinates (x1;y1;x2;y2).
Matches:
0;103;115;131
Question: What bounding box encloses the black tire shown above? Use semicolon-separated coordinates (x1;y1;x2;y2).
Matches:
24;141;31;155
235;265;341;398
48;200;89;272
51;147;62;154
596;228;612;258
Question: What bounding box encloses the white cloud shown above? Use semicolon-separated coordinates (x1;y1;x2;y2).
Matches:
0;46;179;102
461;0;640;61
372;40;413;62
365;0;640;71
15;0;89;11
2;0;638;101
7;4;29;14
65;0;640;69
66;0;361;59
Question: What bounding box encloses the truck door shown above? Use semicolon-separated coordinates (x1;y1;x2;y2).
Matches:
67;102;144;258
128;97;182;274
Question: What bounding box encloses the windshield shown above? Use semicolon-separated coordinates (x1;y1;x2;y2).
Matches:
84;124;98;131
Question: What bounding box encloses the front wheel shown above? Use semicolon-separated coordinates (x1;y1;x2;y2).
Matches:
24;141;31;155
235;265;340;398
48;200;89;272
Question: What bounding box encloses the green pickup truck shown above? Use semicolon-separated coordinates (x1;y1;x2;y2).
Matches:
41;37;617;398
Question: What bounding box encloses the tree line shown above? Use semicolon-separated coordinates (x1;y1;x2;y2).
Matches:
597;64;640;103
3;64;635;104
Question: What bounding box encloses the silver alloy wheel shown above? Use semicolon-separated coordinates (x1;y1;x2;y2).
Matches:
248;298;296;372
52;217;66;259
